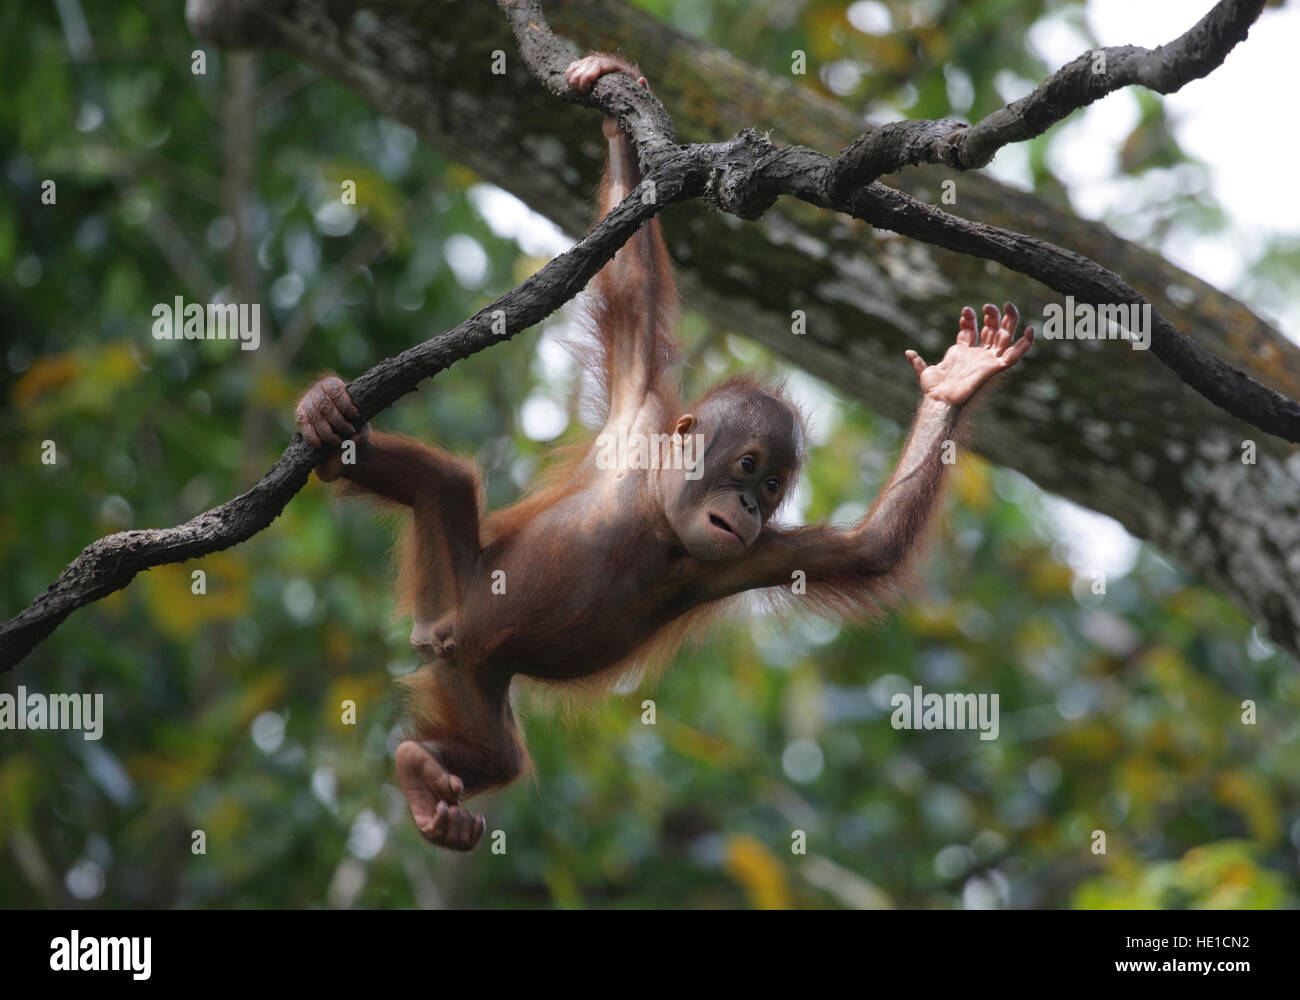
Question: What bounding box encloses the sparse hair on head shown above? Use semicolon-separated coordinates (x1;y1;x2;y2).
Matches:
693;373;808;471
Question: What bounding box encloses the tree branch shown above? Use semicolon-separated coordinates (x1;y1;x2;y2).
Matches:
0;159;708;669
505;0;1300;439
824;0;1268;194
3;0;1296;668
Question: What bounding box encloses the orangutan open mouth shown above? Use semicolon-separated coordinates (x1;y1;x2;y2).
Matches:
709;513;740;540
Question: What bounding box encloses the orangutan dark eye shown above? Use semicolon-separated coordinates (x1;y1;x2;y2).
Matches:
740;455;756;474
765;477;780;494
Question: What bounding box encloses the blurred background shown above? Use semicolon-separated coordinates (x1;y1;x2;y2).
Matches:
1;0;1298;909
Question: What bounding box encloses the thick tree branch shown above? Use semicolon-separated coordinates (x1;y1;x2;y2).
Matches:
500;0;676;169
507;0;1300;440
825;0;1268;193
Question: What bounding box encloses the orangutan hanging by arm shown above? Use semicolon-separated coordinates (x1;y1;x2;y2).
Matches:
293;53;1034;852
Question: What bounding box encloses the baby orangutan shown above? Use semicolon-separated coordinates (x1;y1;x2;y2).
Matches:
294;54;1034;851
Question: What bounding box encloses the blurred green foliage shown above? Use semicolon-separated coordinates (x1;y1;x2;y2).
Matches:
0;0;1296;909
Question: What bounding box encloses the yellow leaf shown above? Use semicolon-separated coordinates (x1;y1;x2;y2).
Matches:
140;554;250;639
1028;561;1073;598
445;165;481;191
905;599;958;638
724;834;791;910
540;861;584;909
196;794;249;843
953;454;991;510
662;720;740;767
91;343;143;389
1214;773;1281;844
321;162;409;240
325;675;389;732
250;368;299;408
12;354;81;409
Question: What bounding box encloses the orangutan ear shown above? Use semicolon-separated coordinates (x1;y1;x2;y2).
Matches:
673;413;696;436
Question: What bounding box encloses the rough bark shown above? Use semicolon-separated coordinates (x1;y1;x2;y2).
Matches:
826;0;1269;182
